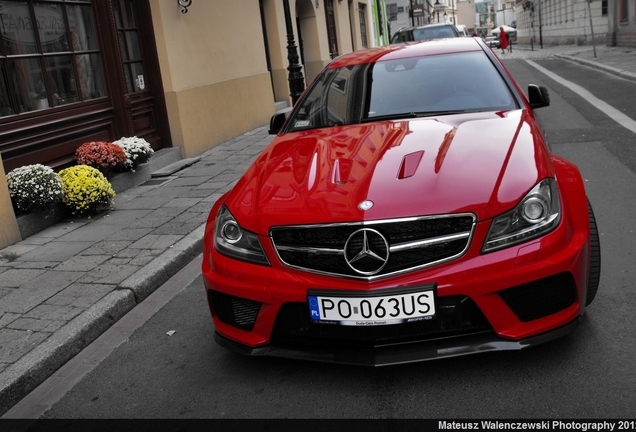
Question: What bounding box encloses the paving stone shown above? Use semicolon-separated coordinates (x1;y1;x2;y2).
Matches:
0;269;46;287
0;244;40;257
128;253;156;266
177;189;215;198
129;216;173;229
13;237;51;246
8;261;60;270
0;312;20;328
162;198;202;208
0;328;50;363
55;223;122;242
115;196;173;210
195;180;232;190
18;241;94;263
112;248;144;259
147;207;188;219
7;317;65;333
36;221;88;239
165;176;209;187
201;193;225;203
107;257;132;266
0;271;83;314
81;241;133;256
0;288;12;300
129;235;183;250
151;223;203;236
45;283;114;308
92;209;153;226
77;263;140;284
182;202;213;214
24;304;83;321
54;255;111;272
178;164;227;178
107;228;154;242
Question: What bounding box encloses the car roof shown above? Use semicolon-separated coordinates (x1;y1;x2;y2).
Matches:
329;37;484;69
396;23;456;31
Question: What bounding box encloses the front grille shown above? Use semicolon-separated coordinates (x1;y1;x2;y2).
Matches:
498;272;577;322
271;296;492;347
208;290;262;331
271;214;475;279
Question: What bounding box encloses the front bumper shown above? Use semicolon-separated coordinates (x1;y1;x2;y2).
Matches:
202;195;591;365
214;317;581;367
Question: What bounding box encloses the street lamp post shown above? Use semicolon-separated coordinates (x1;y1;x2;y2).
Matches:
537;0;543;48
282;0;305;105
523;0;534;50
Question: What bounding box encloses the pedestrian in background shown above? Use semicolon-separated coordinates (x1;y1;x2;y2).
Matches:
498;27;509;55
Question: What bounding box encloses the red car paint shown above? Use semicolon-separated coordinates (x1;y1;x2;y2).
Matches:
202;38;598;366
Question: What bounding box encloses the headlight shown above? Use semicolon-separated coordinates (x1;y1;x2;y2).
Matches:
214;206;270;265
483;178;561;253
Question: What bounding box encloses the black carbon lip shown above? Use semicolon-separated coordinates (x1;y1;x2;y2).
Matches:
214;317;581;367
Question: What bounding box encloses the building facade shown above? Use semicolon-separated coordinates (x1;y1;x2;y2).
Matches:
0;0;373;248
513;0;609;45
606;0;636;45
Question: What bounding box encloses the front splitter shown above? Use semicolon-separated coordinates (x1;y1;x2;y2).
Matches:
214;317;581;367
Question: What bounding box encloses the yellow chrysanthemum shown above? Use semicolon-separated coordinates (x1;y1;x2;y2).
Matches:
59;165;115;215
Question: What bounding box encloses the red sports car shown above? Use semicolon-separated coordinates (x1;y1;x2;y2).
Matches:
202;37;601;366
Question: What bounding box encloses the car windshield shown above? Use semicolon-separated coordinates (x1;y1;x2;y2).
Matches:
412;26;456;40
287;51;518;132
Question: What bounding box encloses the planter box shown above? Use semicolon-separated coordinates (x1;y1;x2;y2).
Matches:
16;202;70;239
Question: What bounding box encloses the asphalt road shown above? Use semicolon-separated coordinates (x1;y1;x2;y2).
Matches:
10;57;636;420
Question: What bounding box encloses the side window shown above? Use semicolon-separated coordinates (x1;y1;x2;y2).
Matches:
288;65;368;132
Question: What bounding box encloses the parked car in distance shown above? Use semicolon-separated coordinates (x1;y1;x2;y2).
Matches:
485;35;500;48
391;23;459;43
456;24;469;36
202;37;601;367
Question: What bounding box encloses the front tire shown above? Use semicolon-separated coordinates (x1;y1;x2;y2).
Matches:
585;199;601;306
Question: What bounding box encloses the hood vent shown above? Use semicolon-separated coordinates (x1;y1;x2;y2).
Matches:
398;151;425;179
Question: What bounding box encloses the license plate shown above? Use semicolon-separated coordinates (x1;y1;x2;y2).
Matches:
307;286;436;326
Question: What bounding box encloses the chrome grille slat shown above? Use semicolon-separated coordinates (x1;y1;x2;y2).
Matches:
270;214;476;280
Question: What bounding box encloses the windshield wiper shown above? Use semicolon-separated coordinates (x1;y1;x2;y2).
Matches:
361;110;466;123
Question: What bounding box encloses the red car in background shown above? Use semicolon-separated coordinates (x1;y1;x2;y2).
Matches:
202;37;601;366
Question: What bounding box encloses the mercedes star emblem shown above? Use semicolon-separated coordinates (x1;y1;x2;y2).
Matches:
344;228;389;275
358;200;374;211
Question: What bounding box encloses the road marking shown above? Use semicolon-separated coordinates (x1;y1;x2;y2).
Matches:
1;255;203;420
526;59;636;135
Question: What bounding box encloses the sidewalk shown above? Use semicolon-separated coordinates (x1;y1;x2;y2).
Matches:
503;42;636;81
1;42;635;417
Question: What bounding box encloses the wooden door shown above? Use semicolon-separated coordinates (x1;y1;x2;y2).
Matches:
111;0;171;150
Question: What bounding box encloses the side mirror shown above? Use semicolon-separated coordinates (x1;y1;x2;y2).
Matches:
528;84;550;109
269;112;287;135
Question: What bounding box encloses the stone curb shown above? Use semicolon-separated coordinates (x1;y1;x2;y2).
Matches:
0;225;205;416
118;224;205;303
0;289;135;415
555;53;636;83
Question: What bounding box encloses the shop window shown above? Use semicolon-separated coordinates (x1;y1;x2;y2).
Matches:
0;0;106;117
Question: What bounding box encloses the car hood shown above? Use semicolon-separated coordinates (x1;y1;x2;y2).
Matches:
226;110;554;234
